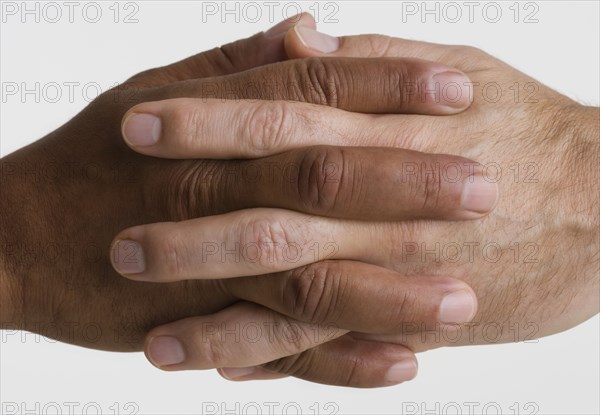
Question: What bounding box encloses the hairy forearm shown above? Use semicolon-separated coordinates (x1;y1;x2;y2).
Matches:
551;104;600;326
565;105;600;223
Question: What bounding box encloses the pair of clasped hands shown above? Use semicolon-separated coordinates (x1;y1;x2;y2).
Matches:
2;14;597;388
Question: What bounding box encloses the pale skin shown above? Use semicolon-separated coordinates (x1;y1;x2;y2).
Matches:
111;17;599;383
1;15;598;388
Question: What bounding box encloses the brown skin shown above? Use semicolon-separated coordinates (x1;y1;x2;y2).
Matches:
0;28;479;363
0;30;293;347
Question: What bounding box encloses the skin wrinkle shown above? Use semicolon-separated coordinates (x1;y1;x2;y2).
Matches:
340;354;360;387
319;59;343;109
297;59;330;107
291;267;313;321
349;158;366;214
367;35;394;59
306;266;331;324
245;101;291;156
422;161;444;211
328;147;347;214
295;105;323;142
181;101;207;151
9;31;461;374
2;24;598;386
132;34;597;380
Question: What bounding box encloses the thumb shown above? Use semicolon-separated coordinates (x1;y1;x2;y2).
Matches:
284;22;451;63
129;13;316;87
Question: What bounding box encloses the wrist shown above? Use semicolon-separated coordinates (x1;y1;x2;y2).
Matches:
559;104;600;321
0;160;24;328
0;260;23;329
563;105;599;218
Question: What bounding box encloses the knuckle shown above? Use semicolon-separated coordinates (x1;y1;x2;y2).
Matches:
164;159;225;219
283;262;348;325
262;350;366;388
297;146;346;214
385;63;420;108
190;329;226;367
443;45;490;67
460;45;487;57
244;102;293;156
388;289;419;326
364;34;394;57
410;160;445;211
240;217;294;270
295;58;340;107
261;350;315;378
387;221;422;262
272;316;313;356
215;44;238;70
214;36;258;72
169;101;204;148
156;228;187;278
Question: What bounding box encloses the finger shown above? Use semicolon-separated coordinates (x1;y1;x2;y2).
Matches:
143;301;346;370
111;207;351;280
127;13;316;87
121;98;453;157
224;260;478;332
123;100;493;222
109;193;494;281
285;23;466;65
350;332;439;354
157;56;473;114
133;144;497;222
221;335;418;388
218;366;289;381
237;146;498;221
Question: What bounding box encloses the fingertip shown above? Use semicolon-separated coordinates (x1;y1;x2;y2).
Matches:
121;110;161;149
294;12;317;30
461;173;499;217
218;367;258;381
219;366;290;382
110;237;146;276
385;358;419;385
439;288;478;325
428;69;474;114
145;335;186;370
283;24;306;58
285;22;338;58
265;12;316;38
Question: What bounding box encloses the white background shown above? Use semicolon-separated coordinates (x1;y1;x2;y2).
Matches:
1;1;599;414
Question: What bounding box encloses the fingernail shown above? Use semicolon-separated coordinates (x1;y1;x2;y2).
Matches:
111;239;145;274
265;18;293;37
295;25;339;53
122;113;161;147
220;366;257;380
439;290;477;324
431;71;473;109
461;174;498;214
147;336;185;367
386;359;418;384
265;13;310;37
